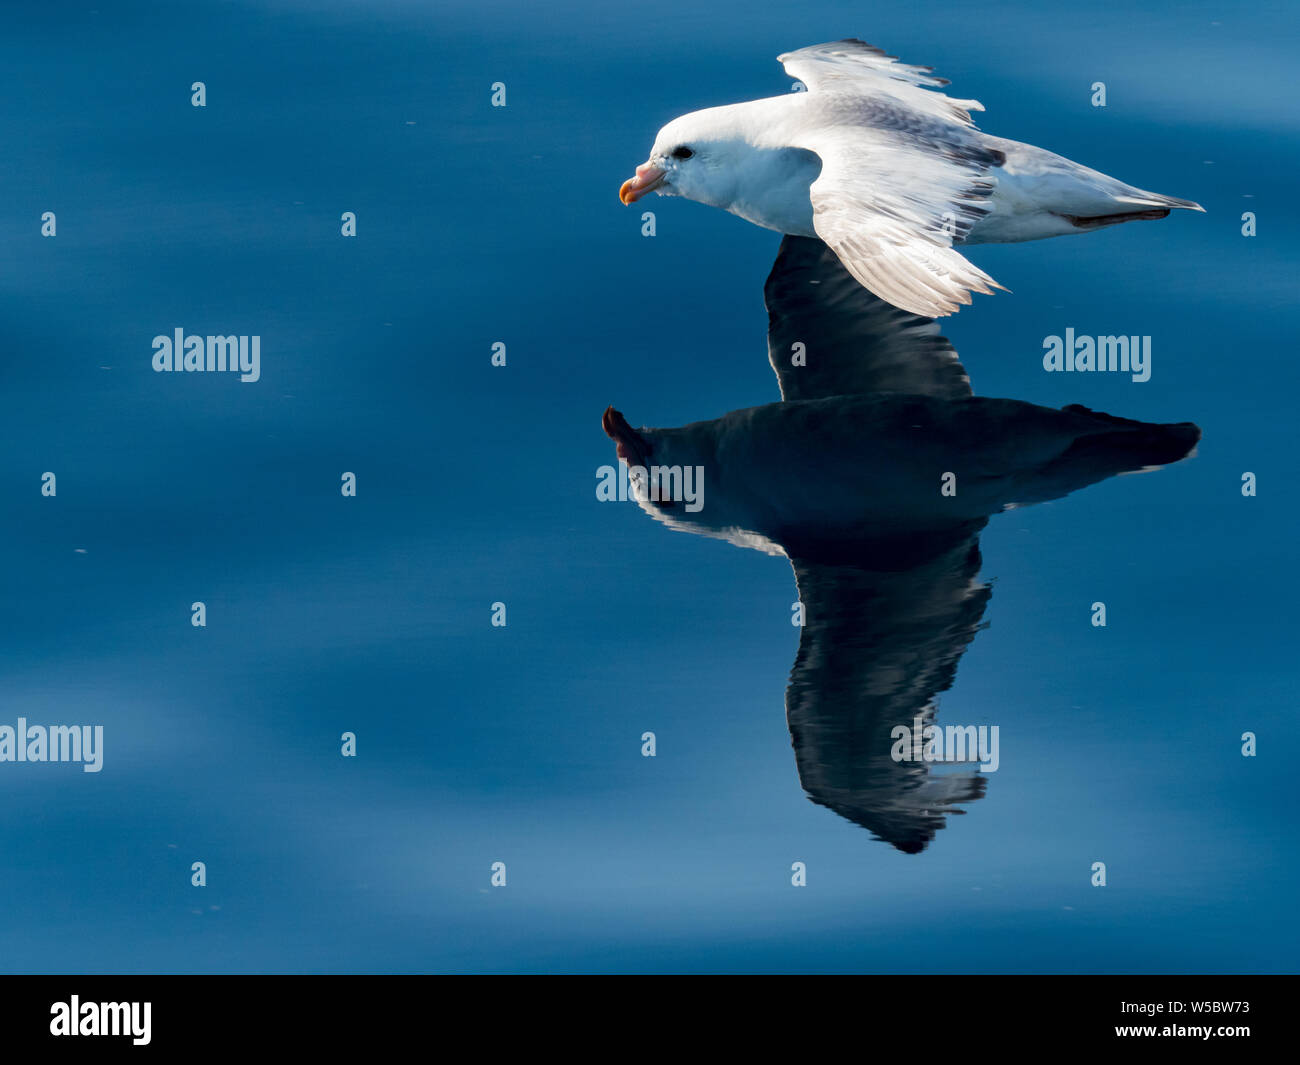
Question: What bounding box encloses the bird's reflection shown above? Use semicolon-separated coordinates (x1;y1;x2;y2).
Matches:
604;236;1199;852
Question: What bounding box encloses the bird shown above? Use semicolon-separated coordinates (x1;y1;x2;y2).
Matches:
602;236;1201;849
618;39;1204;317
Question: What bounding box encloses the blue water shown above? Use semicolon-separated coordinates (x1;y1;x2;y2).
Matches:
0;0;1295;973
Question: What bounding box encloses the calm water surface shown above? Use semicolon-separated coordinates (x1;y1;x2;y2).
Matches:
0;0;1295;972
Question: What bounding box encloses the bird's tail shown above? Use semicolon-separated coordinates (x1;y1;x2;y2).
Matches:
1112;188;1205;213
1149;192;1204;212
1062;189;1203;229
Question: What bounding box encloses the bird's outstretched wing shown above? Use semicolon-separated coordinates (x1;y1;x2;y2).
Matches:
778;41;1007;317
795;112;1006;317
778;39;984;124
764;235;973;401
786;530;992;853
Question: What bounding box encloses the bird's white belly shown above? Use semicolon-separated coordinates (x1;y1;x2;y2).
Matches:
714;142;1098;245
718;148;1078;245
965;172;1080;244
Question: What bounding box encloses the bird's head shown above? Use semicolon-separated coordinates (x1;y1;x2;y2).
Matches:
619;106;749;210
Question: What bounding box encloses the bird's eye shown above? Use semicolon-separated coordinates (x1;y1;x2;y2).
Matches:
671;146;694;160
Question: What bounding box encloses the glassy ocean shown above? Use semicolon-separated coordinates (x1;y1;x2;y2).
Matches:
1;0;1295;973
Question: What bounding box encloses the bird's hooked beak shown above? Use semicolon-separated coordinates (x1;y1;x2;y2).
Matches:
619;162;666;205
603;405;678;510
602;406;651;469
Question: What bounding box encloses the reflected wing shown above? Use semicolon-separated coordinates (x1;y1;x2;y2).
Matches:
765;235;974;401
786;527;992;853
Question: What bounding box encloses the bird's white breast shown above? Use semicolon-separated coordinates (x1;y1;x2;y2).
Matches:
726;146;822;238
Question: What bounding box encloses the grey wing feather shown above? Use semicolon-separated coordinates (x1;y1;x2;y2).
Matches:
778;39;986;125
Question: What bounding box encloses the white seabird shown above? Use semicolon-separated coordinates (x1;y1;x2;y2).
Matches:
619;39;1204;317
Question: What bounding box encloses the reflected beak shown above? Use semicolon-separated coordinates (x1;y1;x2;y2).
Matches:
619;163;666;205
602;405;651;469
603;405;676;509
